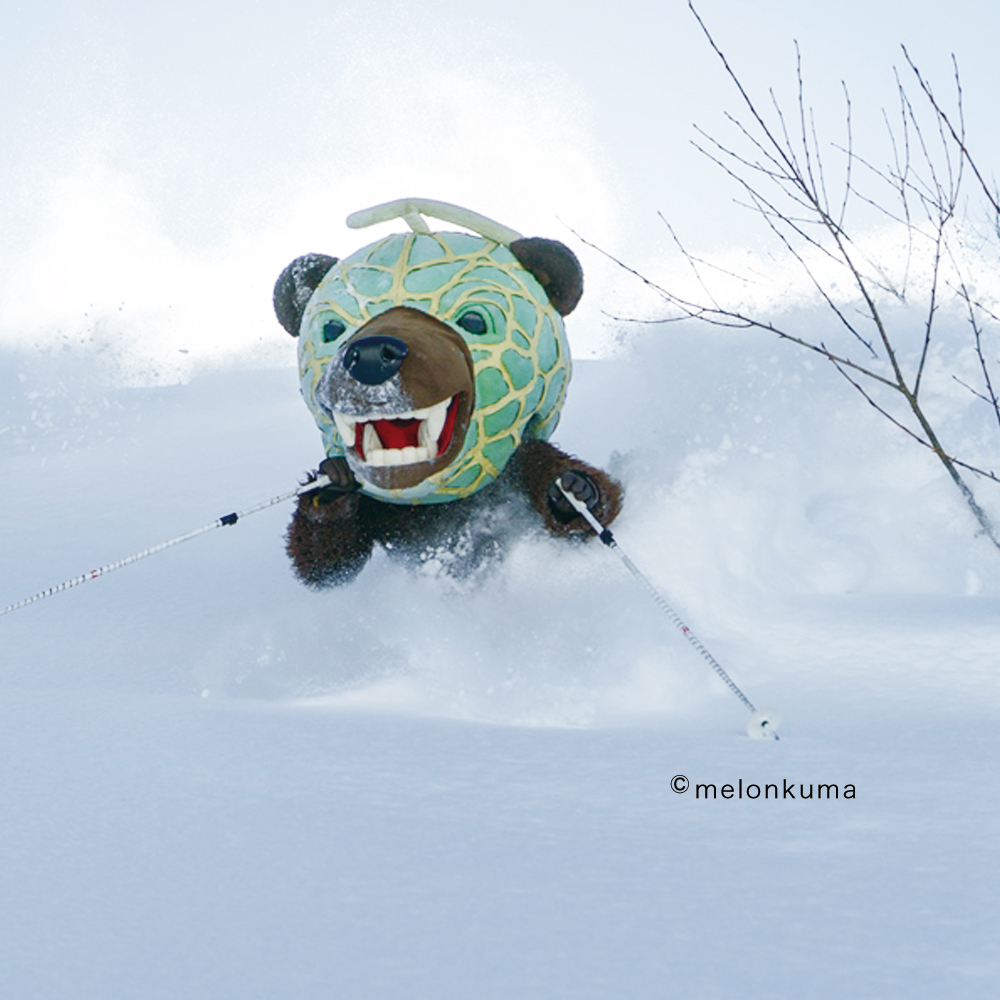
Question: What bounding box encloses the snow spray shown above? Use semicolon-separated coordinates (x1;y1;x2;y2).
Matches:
0;475;332;619
557;480;780;740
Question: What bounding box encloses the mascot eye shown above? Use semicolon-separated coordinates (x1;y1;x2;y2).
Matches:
456;310;488;335
323;319;347;342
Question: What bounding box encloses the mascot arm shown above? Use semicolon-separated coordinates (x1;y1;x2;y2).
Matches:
286;485;374;588
513;439;623;538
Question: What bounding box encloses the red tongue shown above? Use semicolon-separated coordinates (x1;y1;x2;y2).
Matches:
373;417;420;449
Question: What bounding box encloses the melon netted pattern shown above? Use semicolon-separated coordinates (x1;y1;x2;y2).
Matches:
298;230;572;504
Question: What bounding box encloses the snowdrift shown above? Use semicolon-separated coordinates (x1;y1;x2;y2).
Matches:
1;321;998;998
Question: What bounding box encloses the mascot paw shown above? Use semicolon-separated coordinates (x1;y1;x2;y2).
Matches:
547;470;600;524
317;456;361;493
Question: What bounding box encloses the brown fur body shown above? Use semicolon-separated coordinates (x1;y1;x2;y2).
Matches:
287;439;623;587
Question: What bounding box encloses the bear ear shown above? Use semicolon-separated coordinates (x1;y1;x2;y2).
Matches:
509;238;583;316
273;253;339;336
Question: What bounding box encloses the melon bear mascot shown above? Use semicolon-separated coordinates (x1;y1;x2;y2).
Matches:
274;198;623;586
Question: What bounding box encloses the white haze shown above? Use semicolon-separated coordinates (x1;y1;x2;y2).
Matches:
2;1;1000;995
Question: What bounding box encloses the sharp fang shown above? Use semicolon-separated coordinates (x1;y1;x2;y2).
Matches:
417;419;436;457
423;397;449;451
332;412;356;445
363;422;382;461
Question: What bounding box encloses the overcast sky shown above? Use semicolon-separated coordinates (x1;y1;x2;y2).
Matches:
2;0;997;370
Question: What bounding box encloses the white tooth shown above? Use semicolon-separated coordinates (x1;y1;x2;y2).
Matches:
423;397;450;449
368;450;386;466
363;423;382;459
333;412;356;445
411;406;432;420
400;446;419;464
418;420;436;458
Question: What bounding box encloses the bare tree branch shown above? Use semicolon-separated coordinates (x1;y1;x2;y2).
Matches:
599;5;1000;553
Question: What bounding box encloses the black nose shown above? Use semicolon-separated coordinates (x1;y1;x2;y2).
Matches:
342;335;409;385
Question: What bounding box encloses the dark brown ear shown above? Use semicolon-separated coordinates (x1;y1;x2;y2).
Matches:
509;238;583;316
273;254;339;336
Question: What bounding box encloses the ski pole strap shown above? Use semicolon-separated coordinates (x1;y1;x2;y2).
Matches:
0;473;331;619
557;480;770;725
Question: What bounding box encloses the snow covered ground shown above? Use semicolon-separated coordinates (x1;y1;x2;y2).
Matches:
2;319;998;998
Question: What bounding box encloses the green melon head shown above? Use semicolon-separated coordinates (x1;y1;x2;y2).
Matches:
280;220;583;505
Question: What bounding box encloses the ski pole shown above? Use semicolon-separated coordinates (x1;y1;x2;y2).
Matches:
558;480;779;740
0;474;332;620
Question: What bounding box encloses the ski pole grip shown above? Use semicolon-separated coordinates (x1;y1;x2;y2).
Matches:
556;479;614;545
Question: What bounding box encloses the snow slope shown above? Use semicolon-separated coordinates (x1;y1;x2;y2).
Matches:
2;324;999;998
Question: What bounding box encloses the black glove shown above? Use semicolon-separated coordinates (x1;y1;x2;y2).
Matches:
547;470;599;523
303;457;361;503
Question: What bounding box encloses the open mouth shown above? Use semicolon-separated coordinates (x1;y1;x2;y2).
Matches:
332;395;462;467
